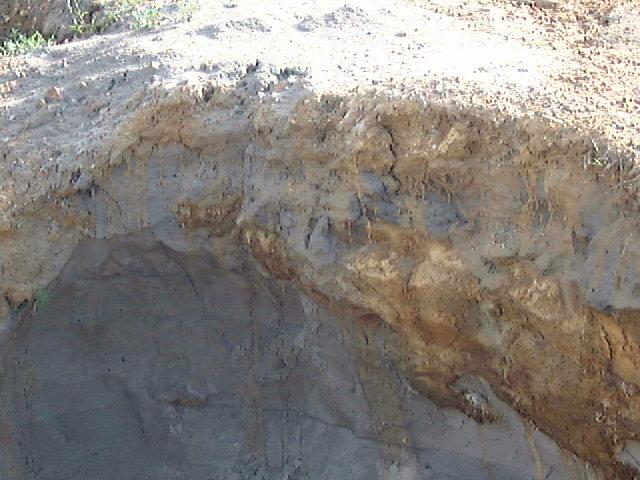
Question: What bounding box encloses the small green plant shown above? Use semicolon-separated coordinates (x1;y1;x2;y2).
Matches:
178;0;199;20
130;5;161;30
102;0;137;28
71;0;160;37
35;287;50;309
71;10;101;35
0;29;56;56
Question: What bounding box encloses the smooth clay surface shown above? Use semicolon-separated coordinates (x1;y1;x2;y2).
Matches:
0;234;598;480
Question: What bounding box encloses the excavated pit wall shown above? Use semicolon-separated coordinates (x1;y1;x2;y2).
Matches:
0;0;99;40
1;81;640;479
0;232;600;480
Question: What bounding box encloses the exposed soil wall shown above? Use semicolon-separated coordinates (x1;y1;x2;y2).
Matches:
1;1;639;478
1;80;639;477
0;0;90;40
0;233;597;479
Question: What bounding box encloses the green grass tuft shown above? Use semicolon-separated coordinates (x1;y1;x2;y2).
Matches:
0;29;56;56
178;0;199;20
71;0;161;36
35;287;50;309
130;5;161;30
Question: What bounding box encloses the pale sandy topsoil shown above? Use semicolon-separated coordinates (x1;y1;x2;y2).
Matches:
1;0;638;152
415;0;639;158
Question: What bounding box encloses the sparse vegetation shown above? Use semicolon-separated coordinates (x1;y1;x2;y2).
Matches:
69;0;200;37
70;10;102;36
69;0;104;35
35;287;50;309
71;0;162;37
130;5;162;30
178;0;199;20
0;29;56;56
